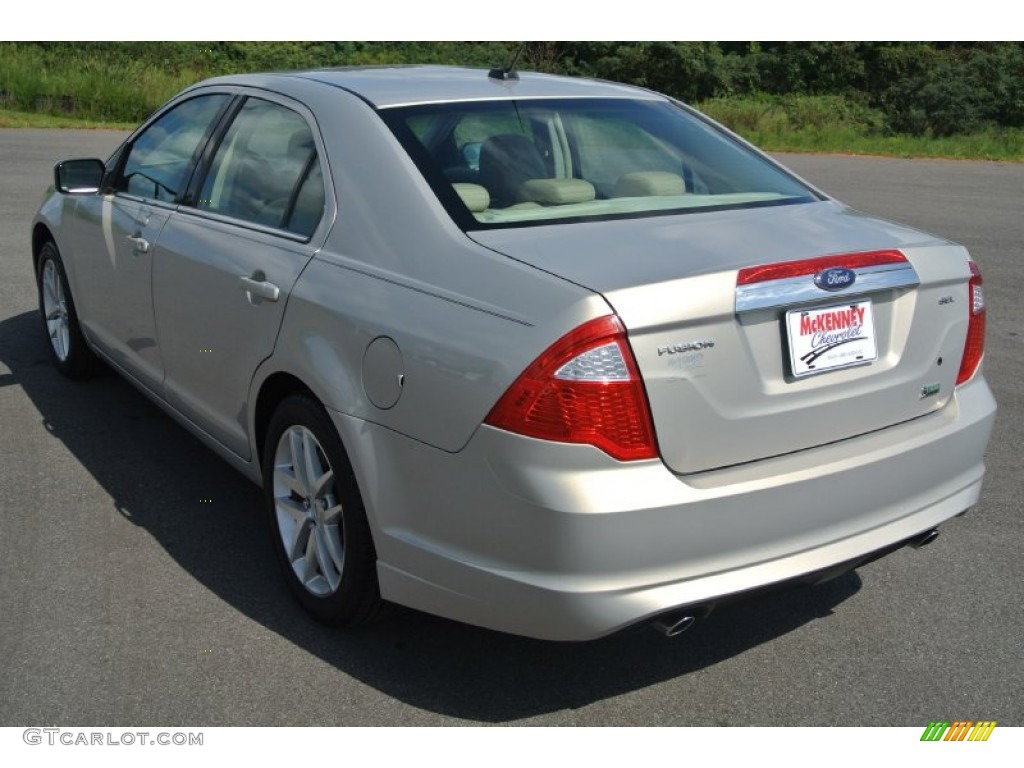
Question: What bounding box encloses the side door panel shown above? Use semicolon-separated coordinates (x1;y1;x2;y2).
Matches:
65;92;232;393
152;95;328;460
71;196;173;391
152;218;316;458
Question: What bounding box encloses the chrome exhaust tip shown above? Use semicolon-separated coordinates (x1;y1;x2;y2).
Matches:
910;528;940;549
651;613;698;637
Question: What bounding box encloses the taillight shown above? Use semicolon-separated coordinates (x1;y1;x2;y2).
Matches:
484;315;658;461
956;260;986;385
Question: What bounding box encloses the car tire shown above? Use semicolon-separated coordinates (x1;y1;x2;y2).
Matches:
36;240;95;379
262;393;382;626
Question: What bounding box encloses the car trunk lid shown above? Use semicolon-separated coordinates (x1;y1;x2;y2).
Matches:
470;201;974;473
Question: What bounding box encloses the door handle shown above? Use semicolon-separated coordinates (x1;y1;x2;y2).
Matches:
126;232;150;254
239;271;280;304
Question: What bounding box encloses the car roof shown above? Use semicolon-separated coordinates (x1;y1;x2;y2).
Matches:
195;65;664;109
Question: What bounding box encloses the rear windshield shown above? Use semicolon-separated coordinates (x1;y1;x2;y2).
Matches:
381;97;819;229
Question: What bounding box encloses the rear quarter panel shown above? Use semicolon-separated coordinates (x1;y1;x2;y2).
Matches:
255;85;606;454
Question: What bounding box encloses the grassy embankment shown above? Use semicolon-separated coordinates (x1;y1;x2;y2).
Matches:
2;43;1022;161
700;96;1024;162
0;43;195;129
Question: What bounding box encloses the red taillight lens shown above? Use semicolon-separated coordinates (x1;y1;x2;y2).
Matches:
737;249;907;285
956;260;986;385
484;315;658;461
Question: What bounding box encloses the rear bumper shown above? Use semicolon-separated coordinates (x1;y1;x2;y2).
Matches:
332;377;996;641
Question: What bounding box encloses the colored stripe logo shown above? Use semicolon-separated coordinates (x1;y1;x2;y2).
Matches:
920;721;997;741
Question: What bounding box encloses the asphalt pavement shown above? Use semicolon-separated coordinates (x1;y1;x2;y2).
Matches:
0;130;1021;725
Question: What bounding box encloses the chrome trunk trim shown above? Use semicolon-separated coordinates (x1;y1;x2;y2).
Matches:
735;262;920;314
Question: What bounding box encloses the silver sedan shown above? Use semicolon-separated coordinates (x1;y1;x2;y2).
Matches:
31;66;996;640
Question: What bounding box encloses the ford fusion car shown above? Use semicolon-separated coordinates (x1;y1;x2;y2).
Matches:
31;66;996;640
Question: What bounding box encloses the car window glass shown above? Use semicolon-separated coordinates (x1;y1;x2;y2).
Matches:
571;115;681;195
120;95;228;202
385;98;816;228
453;113;534;149
285;157;325;237
198;98;323;233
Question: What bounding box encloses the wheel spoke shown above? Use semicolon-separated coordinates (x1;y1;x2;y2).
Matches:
322;523;345;573
287;429;310;497
58;324;69;359
42;267;58;307
310;467;334;500
286;513;312;562
299;530;319;585
320;501;342;526
302;431;323;498
276;493;306;523
274;466;305;498
313;526;341;591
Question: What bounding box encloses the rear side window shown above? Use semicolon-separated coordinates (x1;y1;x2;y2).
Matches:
198;98;324;236
118;94;229;202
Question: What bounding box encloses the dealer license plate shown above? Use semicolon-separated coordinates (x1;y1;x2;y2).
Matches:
786;300;877;378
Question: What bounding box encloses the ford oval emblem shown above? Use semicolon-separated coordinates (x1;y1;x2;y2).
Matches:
814;267;857;292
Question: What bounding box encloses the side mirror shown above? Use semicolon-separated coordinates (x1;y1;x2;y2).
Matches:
54;159;106;194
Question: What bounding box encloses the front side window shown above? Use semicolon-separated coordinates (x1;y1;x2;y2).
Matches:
119;95;229;202
384;98;818;229
197;98;324;235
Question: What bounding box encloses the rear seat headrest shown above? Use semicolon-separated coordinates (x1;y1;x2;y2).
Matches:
613;171;685;197
452;183;490;212
519;178;596;205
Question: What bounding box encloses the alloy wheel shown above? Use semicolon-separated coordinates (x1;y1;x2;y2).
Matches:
41;259;70;362
271;425;345;596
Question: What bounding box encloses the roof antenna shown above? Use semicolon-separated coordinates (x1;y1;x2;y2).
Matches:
489;43;526;81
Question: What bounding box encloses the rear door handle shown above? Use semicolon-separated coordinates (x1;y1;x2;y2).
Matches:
239;271;280;304
126;232;150;254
